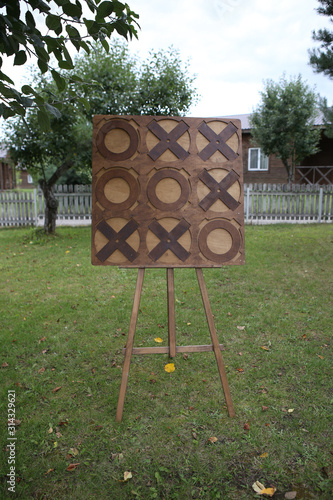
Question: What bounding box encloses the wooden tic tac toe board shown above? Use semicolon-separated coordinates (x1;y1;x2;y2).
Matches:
91;115;245;268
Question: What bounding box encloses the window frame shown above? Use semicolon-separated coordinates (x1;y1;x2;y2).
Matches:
248;148;269;171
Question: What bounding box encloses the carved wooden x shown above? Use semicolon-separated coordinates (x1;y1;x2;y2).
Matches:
148;219;190;262
199;169;240;211
96;219;139;262
148;120;189;161
198;122;238;161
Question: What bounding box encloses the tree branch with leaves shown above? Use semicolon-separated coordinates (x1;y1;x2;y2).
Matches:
0;0;139;128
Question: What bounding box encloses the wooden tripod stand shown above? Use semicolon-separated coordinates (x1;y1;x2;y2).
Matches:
116;268;235;422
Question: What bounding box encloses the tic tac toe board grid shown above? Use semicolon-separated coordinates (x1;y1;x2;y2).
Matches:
91;115;245;268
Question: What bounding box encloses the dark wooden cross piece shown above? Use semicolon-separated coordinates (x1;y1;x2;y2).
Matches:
147;120;190;161
96;219;139;262
199;169;240;211
198;122;239;161
116;268;235;422
148;219;190;262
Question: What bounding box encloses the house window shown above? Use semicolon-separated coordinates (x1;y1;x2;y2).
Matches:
248;148;269;171
27;174;33;184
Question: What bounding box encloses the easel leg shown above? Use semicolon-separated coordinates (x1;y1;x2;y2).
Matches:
167;268;176;358
116;268;145;423
196;268;236;418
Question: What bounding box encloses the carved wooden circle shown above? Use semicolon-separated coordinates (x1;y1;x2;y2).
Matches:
96;120;139;160
147;170;190;211
198;220;240;263
96;169;139;211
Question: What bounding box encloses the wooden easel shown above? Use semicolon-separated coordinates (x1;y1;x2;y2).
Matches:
116;267;235;422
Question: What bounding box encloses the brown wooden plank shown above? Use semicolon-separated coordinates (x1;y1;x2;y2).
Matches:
123;344;225;355
115;268;145;423
167;268;176;357
196;268;235;418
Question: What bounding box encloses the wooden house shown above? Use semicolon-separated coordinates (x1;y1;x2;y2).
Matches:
224;114;333;185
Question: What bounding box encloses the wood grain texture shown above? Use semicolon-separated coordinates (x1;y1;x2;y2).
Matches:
123;344;225;355
115;268;145;423
196;268;236;418
92;115;245;268
167;268;176;357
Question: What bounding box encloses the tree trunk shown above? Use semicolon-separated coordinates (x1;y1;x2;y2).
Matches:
288;170;295;183
39;159;74;234
283;160;295;184
39;180;58;234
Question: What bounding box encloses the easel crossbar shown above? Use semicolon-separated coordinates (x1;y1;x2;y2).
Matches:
123;344;225;355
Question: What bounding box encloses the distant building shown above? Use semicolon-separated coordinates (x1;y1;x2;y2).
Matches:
224;113;333;185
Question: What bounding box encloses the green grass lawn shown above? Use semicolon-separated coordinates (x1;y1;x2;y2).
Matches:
0;224;332;499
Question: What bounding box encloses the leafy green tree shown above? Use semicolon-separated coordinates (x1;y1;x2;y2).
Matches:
309;0;333;79
309;1;333;137
71;43;198;117
6;42;198;233
0;0;139;127
250;75;321;183
8;74;92;232
319;96;333;137
137;47;197;116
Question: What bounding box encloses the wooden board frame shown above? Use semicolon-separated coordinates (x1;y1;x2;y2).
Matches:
91;115;245;268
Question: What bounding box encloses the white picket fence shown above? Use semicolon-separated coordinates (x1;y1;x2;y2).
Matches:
244;183;333;224
0;183;332;227
36;184;92;226
0;189;37;227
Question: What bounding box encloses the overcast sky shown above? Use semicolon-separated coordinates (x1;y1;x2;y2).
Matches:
2;0;332;120
126;0;332;117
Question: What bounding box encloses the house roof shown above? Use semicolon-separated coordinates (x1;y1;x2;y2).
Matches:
222;114;252;131
221;111;325;132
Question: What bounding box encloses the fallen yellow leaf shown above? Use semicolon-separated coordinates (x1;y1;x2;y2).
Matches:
260;487;276;496
260;452;268;458
123;471;132;481
154;337;163;343
261;346;270;351
164;363;175;373
252;481;276;497
187;322;191;326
